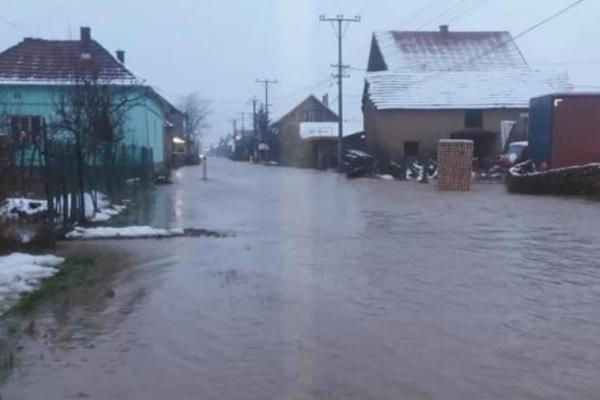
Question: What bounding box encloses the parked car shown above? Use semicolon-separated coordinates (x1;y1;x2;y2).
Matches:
500;141;529;171
343;150;377;178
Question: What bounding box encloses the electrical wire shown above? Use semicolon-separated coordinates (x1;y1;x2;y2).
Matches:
416;0;472;30
398;0;443;30
404;0;589;88
0;12;30;36
446;0;494;24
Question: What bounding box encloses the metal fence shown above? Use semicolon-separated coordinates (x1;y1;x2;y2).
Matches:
43;138;153;230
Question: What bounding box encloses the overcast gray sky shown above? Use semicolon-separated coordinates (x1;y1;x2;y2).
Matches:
0;0;598;144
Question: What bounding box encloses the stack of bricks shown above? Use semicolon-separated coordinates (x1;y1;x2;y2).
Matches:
437;139;474;191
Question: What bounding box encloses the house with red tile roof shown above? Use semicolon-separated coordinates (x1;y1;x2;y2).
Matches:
362;25;571;162
0;27;174;173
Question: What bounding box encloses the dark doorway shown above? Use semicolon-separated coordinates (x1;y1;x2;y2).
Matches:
404;141;419;157
449;131;498;159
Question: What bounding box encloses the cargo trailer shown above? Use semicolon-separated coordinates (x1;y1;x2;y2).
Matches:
529;93;600;169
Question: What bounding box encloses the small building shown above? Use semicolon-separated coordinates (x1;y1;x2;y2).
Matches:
273;95;338;167
0;27;170;173
363;25;571;162
159;97;187;169
299;121;364;169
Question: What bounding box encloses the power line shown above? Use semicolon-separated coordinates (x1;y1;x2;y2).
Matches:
446;0;494;25
416;0;471;30
510;0;587;43
405;0;589;88
0;12;30;36
398;0;442;30
272;76;335;101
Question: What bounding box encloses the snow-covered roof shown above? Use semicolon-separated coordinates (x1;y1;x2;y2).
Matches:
372;30;528;73
366;28;571;110
366;69;571;110
299;121;363;139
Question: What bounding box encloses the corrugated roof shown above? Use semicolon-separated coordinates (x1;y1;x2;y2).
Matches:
0;38;137;84
366;70;571;110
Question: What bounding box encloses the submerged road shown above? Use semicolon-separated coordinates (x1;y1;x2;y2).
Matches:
3;158;600;399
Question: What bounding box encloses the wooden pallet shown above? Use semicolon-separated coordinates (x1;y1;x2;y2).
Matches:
437;139;473;192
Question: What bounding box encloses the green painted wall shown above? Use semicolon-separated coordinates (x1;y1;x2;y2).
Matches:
0;84;166;165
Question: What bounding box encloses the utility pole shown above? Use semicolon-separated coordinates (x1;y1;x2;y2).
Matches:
230;118;238;158
255;79;278;121
249;96;260;161
319;14;361;166
249;96;259;136
231;119;238;138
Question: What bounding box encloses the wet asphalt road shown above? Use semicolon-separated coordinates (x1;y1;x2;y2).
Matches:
3;158;600;399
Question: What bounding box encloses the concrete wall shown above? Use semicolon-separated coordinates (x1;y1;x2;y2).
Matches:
364;99;526;160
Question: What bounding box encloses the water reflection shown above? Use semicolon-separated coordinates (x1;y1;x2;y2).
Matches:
3;159;600;399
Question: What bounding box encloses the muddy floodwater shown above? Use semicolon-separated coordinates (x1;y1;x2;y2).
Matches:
2;158;600;399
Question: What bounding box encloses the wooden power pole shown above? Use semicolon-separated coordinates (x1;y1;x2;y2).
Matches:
319;14;361;166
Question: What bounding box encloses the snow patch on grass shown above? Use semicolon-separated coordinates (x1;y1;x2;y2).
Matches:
0;253;64;310
66;226;185;240
0;198;48;217
0;192;126;223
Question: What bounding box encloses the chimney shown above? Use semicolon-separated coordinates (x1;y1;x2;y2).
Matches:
439;25;449;35
80;26;91;59
322;93;329;108
116;50;125;64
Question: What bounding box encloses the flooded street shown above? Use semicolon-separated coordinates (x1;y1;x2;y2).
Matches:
3;158;600;399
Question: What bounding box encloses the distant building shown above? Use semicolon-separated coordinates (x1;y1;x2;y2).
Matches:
159;97;187;169
299;121;364;169
362;25;571;161
0;26;172;173
273;94;339;167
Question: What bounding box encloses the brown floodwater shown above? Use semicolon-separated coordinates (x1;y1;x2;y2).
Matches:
2;158;600;399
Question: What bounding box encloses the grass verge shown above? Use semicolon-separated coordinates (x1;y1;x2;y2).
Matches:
0;256;97;383
9;256;97;316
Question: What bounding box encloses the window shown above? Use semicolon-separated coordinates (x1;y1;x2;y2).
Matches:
9;115;44;144
304;109;321;122
465;110;483;128
404;141;419;157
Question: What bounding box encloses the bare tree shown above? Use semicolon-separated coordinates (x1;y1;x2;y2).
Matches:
178;92;211;147
49;62;148;224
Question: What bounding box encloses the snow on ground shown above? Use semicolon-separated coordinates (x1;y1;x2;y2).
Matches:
66;226;185;240
377;174;395;181
90;203;126;222
0;198;48;217
0;192;126;222
81;192;127;222
0;253;64;311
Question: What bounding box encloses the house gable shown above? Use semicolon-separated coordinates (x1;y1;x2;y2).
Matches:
276;95;338;126
367;35;388;72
